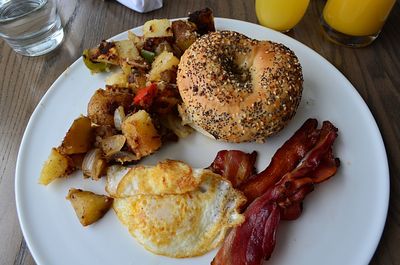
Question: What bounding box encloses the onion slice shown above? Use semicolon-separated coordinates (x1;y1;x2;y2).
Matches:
82;148;107;180
114;106;126;130
101;135;126;157
109;151;139;164
161;113;193;138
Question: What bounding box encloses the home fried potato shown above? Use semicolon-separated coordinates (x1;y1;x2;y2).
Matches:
39;148;75;185
105;71;130;88
128;31;144;49
87;89;133;126
127;69;147;89
172;20;198;51
143;19;173;39
66;188;113;226
148;51;179;81
188;7;216;35
121;110;161;159
59;116;94;155
115;40;141;61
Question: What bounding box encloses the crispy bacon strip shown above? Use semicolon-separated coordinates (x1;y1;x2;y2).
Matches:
208;150;257;187
282;147;340;220
212;121;339;265
239;119;320;203
312;148;340;184
211;190;281;265
281;202;303;220
275;121;339;207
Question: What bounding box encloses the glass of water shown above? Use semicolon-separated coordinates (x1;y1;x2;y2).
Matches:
0;0;64;56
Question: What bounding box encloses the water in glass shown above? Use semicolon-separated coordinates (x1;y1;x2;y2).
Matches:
0;0;64;56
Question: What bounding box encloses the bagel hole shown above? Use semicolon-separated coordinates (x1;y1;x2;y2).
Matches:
221;57;252;88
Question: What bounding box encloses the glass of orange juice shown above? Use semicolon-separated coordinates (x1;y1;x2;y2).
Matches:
321;0;396;47
255;0;310;32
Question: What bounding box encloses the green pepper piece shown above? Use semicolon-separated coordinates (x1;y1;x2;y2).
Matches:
141;49;156;64
82;49;109;73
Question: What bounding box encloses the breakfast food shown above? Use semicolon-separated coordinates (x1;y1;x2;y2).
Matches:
121;110;162;159
39;9;217;187
209;119;340;264
103;119;340;261
66;188;113;227
110;160;205;196
177;31;303;143
240;118;321;203
107;160;246;258
208;150;257;187
39;148;75;185
36;9;343;264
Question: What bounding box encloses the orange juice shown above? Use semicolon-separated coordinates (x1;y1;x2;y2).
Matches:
323;0;396;36
255;0;310;32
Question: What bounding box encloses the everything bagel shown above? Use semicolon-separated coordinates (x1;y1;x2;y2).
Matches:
177;31;303;143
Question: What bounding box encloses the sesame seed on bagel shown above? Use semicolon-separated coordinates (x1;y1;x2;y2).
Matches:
177;31;303;143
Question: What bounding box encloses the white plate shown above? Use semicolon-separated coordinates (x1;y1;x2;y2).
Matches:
15;18;389;265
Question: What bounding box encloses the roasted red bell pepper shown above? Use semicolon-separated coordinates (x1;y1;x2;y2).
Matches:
133;83;158;108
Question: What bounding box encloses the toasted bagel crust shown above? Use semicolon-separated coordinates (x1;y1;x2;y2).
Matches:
177;31;303;142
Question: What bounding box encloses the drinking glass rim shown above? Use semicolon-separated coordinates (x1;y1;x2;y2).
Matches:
0;0;48;23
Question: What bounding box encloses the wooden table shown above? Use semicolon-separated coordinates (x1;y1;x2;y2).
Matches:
1;0;399;264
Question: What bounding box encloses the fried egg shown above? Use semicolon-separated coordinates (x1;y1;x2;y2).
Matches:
108;160;246;258
106;160;204;197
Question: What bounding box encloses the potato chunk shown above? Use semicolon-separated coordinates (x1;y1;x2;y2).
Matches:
39;148;75;185
87;89;133;126
148;51;179;81
66;189;113;226
172;20;198;51
188;7;216;35
115;40;141;61
105;71;129;87
121;110;161;159
59;116;94;155
143;19;173;39
128;31;144;49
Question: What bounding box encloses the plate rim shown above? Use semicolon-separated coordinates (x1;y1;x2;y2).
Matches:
15;17;390;265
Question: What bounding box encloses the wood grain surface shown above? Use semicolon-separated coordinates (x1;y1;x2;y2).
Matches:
0;0;399;264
